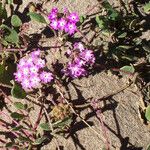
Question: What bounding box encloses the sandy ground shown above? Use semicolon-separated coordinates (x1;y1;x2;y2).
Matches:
0;0;150;150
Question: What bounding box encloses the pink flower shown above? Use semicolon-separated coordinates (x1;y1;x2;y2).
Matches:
74;42;84;52
30;65;39;75
50;19;58;30
67;12;79;23
40;71;53;83
15;49;54;91
74;57;86;67
14;71;23;82
80;49;95;64
26;57;34;67
48;12;57;20
34;58;45;68
48;7;58;21
58;18;67;30
65;49;72;56
65;22;77;35
17;58;27;69
30;75;41;88
21;66;30;76
67;62;87;78
31;50;40;57
51;7;58;14
21;78;32;91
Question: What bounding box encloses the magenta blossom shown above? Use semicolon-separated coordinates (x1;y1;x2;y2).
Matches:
65;22;77;35
51;7;58;14
21;78;32;91
34;58;46;68
74;42;85;52
80;49;95;64
58;18;67;30
48;7;79;35
64;62;87;78
14;71;23;82
67;12;79;23
40;71;53;84
50;19;58;30
14;50;54;92
62;42;95;78
48;12;57;20
30;75;41;89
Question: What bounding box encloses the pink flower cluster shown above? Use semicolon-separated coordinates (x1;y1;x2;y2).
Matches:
48;7;79;35
63;42;95;78
14;50;53;91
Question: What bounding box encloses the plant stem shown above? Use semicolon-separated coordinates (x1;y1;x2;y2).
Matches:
55;83;105;142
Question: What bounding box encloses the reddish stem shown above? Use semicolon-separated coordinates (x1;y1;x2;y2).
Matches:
0;111;34;141
96;109;110;150
33;106;43;131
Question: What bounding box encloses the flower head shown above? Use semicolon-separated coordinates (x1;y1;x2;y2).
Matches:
67;12;79;23
30;75;41;88
14;71;23;82
80;49;95;64
21;78;32;91
14;50;54;92
31;49;40;57
48;8;78;35
17;58;27;69
40;71;53;83
62;43;95;79
65;22;77;35
58;18;67;30
34;58;45;68
50;19;58;30
66;62;87;78
74;42;84;52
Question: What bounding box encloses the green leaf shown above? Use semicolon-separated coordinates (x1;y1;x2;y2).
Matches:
145;105;150;121
28;12;47;23
5;29;19;44
11;15;22;27
143;2;150;13
14;102;25;110
0;3;7;19
102;1;119;21
79;15;86;23
102;1;112;10
19;135;32;142
6;142;15;148
102;29;110;37
96;16;106;29
118;45;133;49
143;44;150;52
0;38;8;46
11;83;27;99
11;112;24;120
7;0;13;4
53;117;72;128
12;125;23;131
147;144;150;150
0;62;16;85
120;65;135;73
118;32;127;38
0;63;5;80
33;136;47;145
0;24;19;45
108;9;119;21
40;123;51;131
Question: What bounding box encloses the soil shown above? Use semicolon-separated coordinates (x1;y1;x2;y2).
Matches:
0;0;150;150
